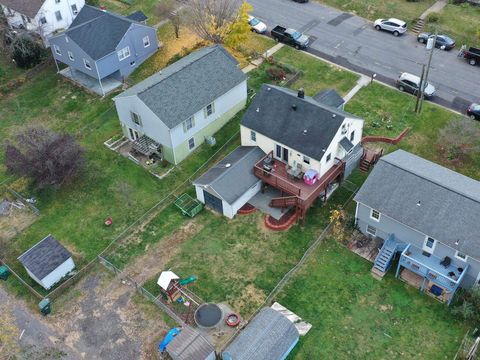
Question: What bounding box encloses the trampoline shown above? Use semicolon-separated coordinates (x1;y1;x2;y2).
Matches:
195;303;223;328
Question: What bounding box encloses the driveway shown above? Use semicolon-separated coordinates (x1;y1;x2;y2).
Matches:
249;0;479;112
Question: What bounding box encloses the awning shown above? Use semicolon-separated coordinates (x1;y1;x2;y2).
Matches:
132;135;161;156
339;136;354;153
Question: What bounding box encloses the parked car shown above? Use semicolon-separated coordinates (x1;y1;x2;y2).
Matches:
271;25;309;49
291;0;308;2
460;46;480;66
467;103;480;120
374;18;407;36
248;15;267;34
396;72;436;98
417;33;456;50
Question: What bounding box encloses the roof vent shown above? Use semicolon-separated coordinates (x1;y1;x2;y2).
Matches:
267;87;271;91
332;114;336;118
225;163;231;168
417;201;421;206
256;107;260;113
292;104;297;111
303;129;307;135
298;88;305;99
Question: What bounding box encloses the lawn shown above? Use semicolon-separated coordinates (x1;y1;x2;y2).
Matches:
315;0;435;26
345;82;480;180
100;0;163;25
277;239;466;359
424;3;480;48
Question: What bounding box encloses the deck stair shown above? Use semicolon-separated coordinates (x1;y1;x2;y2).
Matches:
269;196;299;208
412;18;425;34
359;148;383;172
372;234;404;278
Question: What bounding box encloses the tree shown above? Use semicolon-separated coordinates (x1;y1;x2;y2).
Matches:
224;1;252;48
10;35;46;68
5;127;85;188
452;287;480;325
185;0;243;43
156;0;182;38
438;119;480;161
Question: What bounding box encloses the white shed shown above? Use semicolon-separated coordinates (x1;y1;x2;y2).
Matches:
18;235;75;290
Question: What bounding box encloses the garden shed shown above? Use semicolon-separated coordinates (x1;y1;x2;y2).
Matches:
17;235;75;290
166;326;216;360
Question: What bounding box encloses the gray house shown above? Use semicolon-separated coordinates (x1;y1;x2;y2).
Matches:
49;5;158;96
355;150;480;304
113;45;247;164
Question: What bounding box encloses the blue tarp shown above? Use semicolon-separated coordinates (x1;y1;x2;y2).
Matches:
158;328;180;352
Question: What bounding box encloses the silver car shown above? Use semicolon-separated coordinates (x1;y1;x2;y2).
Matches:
374;18;407;36
396;72;436;98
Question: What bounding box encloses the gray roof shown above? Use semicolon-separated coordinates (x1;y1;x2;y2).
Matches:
18;235;72;280
241;85;359;161
223;307;299;360
167;326;215;360
0;0;44;18
63;5;139;60
354;150;480;259
313;88;345;108
126;10;147;22
193;146;264;204
114;45;246;129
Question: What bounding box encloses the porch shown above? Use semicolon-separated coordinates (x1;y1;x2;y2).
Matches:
59;67;123;96
396;244;469;304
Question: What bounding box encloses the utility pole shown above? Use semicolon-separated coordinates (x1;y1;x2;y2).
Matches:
414;64;425;113
417;31;437;114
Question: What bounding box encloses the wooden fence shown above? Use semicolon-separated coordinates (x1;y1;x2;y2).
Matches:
361;127;410;145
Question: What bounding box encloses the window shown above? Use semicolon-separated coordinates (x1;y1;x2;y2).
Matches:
130;111;141;125
40;17;47;24
370;209;381;221
55;11;62;21
425;237;435;248
423;236;437;253
27;17;31;23
455;251;467;262
183;117;194;132
55;0;61;3
128;128;139;140
188;137;195;150
21;15;26;23
68;51;74;61
53;45;61;55
83;59;91;70
250;131;256;142
303;155;310;165
71;4;78;14
350;130;355;142
326;153;331;162
117;46;131;61
276;144;282;159
205;103;214;117
366;225;376;236
143;36;150;48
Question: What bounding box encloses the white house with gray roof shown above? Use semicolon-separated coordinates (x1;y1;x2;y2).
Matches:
18;235;75;290
1;0;85;45
49;5;158;96
355;150;480;304
113;45;247;165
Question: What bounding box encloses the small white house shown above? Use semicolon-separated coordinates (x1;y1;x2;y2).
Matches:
18;234;75;290
1;0;85;45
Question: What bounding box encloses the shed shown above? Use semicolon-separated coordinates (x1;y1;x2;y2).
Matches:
222;307;299;360
17;235;75;290
166;326;216;360
193;146;264;219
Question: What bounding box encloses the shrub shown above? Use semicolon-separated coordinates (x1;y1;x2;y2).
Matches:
266;67;286;81
11;35;47;68
426;12;440;23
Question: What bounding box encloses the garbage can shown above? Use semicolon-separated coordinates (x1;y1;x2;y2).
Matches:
38;298;51;316
0;265;10;281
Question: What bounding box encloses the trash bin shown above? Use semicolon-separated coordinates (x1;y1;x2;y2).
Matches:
38;298;51;316
0;265;10;281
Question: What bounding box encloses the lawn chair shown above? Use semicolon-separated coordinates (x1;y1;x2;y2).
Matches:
440;256;451;268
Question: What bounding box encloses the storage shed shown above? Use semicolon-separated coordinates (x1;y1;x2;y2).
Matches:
193;146;264;219
18;235;75;290
222;307;299;360
166;326;216;360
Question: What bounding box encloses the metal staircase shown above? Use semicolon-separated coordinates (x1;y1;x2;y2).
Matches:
372;234;406;279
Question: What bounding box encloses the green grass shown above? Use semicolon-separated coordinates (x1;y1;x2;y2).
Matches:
345;82;480;180
101;0;163;25
315;0;435;25
278;239;466;359
424;3;480;48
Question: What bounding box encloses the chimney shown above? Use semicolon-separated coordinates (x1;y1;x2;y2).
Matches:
297;88;305;99
291;104;297;111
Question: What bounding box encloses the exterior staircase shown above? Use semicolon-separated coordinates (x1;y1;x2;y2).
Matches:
359;157;372;172
371;234;405;280
412;18;425;34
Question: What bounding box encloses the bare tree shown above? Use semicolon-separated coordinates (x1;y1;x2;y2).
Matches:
439;118;480;161
184;0;242;43
156;0;182;38
5;127;85;188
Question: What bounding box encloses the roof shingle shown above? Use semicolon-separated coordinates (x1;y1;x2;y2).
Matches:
0;0;44;18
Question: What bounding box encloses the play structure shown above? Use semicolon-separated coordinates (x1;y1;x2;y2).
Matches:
174;193;203;217
157;271;198;303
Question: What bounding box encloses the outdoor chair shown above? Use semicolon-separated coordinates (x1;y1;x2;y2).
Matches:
440;256;451;268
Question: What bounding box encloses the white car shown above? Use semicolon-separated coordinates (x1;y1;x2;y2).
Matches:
374;18;407;36
248;15;267;34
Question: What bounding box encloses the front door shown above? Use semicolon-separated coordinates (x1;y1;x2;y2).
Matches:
128;128;139;141
275;144;289;163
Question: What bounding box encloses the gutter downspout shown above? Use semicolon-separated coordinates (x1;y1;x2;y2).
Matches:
94;62;105;97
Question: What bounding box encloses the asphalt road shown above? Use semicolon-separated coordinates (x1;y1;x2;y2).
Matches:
249;0;480;113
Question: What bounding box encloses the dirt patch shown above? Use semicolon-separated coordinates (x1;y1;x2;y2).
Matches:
231;284;266;317
125;219;204;285
0;204;37;244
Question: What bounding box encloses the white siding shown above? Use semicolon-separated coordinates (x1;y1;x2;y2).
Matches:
40;257;75;289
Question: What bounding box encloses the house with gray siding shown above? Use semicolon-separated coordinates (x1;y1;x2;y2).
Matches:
113;45;247;165
49;5;158;96
355;150;480;304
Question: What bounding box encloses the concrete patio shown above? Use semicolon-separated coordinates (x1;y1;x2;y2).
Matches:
59;67;123;96
249;187;291;220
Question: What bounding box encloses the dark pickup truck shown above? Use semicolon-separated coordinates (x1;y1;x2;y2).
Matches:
460;46;480;66
271;25;310;49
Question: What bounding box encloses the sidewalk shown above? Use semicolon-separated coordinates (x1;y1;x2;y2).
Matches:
419;0;447;20
242;43;284;73
343;75;370;103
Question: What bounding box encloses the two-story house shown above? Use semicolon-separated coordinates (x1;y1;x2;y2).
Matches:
1;0;85;45
113;45;247;164
193;84;364;221
355;150;480;304
49;5;158;96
